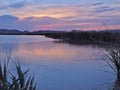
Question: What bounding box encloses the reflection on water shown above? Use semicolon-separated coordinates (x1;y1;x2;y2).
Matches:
0;35;115;90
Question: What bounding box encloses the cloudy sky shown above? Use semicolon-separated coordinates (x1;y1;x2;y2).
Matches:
0;0;120;31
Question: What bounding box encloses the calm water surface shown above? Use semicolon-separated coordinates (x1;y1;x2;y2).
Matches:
0;35;115;90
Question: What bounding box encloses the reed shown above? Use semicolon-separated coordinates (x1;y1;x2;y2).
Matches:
101;44;120;90
45;30;120;44
0;58;36;90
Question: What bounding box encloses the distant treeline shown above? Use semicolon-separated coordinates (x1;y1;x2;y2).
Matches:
0;29;120;44
0;29;62;35
44;30;120;44
0;29;30;35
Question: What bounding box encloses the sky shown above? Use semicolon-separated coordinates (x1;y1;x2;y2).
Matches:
0;0;120;31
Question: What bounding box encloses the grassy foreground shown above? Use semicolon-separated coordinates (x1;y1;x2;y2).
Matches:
0;60;36;90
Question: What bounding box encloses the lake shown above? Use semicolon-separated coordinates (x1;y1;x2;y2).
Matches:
0;35;115;90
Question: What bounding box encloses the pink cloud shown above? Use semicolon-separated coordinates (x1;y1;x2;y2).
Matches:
0;2;120;31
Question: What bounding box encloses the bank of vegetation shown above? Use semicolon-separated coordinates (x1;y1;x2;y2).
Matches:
44;30;120;45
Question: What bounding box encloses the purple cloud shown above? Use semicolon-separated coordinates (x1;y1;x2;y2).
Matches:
0;15;60;31
0;15;19;22
91;2;103;6
0;15;19;29
94;6;115;13
8;1;26;8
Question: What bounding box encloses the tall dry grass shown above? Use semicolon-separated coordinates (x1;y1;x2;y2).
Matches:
0;55;36;90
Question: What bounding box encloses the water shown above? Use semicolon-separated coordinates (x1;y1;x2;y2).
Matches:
0;35;115;90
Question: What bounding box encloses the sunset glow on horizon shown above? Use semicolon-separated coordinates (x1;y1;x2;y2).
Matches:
0;0;120;31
